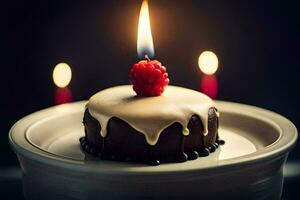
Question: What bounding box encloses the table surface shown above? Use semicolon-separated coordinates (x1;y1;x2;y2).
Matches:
1;162;299;200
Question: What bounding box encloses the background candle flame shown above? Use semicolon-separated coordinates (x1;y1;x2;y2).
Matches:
137;0;154;59
198;51;219;75
53;63;72;88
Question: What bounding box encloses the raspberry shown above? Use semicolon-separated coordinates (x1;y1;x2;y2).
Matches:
129;60;169;96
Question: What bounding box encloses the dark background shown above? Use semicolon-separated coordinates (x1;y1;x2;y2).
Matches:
1;0;299;199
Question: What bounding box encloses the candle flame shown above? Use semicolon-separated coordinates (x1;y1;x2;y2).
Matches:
198;51;219;75
53;63;72;88
137;0;154;59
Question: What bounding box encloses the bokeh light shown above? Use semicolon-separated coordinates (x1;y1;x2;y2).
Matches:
198;51;219;75
53;63;72;88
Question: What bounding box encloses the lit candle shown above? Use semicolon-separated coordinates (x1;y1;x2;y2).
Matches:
200;75;218;99
137;0;154;60
129;0;169;97
198;51;219;99
52;62;73;104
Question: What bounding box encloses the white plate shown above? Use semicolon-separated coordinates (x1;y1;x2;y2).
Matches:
9;101;297;200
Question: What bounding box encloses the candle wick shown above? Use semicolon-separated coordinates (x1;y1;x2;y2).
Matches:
145;54;151;62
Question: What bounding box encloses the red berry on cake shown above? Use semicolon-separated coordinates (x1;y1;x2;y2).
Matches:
129;60;169;96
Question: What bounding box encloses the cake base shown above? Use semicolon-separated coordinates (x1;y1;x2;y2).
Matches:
79;135;224;165
81;108;222;165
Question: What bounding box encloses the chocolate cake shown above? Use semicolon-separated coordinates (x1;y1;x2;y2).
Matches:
80;85;223;165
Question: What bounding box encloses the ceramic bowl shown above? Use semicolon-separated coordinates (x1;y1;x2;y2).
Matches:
9;101;297;200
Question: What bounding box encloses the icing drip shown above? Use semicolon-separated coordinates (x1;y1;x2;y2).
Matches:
88;85;215;146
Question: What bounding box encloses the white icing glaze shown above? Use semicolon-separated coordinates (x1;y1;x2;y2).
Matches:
87;85;215;146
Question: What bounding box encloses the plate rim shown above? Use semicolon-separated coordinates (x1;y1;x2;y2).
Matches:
9;100;298;175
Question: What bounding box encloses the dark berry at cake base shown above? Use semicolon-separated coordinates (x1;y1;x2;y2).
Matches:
80;85;224;165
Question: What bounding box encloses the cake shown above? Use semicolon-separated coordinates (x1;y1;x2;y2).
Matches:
80;85;223;165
